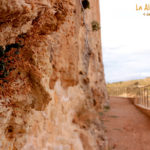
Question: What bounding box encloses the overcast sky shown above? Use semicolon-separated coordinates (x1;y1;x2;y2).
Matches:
100;0;150;83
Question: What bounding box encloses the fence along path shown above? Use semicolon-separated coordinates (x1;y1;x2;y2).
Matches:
107;85;150;109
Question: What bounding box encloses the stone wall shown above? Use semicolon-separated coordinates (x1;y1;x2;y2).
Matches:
0;0;107;149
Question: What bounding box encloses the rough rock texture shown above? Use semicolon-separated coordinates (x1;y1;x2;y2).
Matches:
0;0;107;149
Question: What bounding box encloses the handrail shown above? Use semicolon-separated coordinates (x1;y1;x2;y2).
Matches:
137;84;150;88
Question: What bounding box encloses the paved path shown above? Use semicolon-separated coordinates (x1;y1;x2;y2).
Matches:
103;97;150;150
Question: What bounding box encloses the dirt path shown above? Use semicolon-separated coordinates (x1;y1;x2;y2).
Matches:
103;97;150;150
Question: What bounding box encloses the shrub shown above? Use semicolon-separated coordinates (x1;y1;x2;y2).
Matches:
91;21;100;31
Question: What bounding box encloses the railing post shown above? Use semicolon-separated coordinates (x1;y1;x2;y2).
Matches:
146;88;148;108
144;88;145;107
139;88;141;105
141;88;143;105
142;88;144;106
144;88;146;107
140;89;143;105
139;88;140;105
148;88;149;108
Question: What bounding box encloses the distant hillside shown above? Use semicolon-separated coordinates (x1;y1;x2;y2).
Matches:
107;77;150;88
107;78;150;97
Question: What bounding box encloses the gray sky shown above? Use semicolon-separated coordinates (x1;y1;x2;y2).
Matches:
100;0;150;83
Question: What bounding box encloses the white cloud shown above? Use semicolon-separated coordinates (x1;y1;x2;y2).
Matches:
100;0;150;82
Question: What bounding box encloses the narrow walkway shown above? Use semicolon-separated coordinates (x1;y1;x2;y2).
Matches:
103;97;150;150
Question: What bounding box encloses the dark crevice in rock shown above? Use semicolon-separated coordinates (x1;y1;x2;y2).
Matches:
82;0;90;9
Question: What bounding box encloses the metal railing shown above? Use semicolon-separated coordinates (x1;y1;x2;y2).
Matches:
107;85;150;108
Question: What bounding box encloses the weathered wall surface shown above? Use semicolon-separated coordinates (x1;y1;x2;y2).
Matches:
0;0;107;149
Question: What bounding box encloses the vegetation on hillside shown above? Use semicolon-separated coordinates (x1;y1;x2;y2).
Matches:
107;77;150;88
107;78;150;97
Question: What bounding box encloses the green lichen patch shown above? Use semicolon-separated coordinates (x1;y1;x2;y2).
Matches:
91;21;100;31
0;46;4;57
104;105;110;111
0;42;23;86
